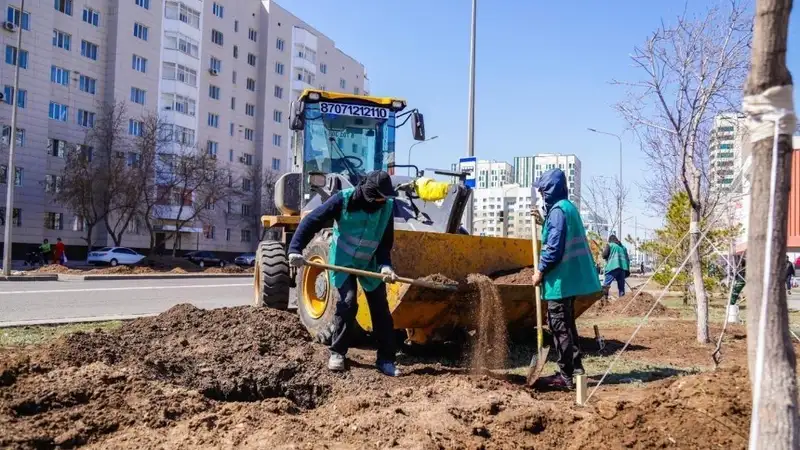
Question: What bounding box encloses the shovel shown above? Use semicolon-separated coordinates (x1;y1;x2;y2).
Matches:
303;260;459;292
526;225;551;387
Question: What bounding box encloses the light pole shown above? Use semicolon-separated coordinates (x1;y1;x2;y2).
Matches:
465;0;477;234
2;0;25;276
587;128;623;238
407;135;438;175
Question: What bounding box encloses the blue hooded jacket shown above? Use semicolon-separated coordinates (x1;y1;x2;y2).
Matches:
534;168;569;274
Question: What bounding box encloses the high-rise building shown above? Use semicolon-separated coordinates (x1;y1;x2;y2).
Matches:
709;113;747;194
472;184;533;238
0;0;367;255
513;154;581;208
474;160;513;189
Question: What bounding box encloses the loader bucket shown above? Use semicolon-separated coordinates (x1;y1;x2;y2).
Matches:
353;230;602;344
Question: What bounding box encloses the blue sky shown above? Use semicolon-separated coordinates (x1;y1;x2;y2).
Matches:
278;1;800;236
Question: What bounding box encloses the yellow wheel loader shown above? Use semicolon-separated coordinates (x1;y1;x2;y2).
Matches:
253;89;599;345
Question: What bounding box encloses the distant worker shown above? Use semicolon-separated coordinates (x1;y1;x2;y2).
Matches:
602;234;630;298
640;261;645;275
39;239;52;266
532;168;601;390
786;255;796;295
287;170;400;377
54;238;66;265
730;255;746;305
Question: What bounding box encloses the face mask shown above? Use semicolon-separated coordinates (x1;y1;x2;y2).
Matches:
535;190;546;217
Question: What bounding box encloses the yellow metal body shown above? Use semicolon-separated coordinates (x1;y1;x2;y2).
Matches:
298;89;407;110
261;215;301;229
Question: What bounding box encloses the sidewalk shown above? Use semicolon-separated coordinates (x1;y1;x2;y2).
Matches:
0;260;93;272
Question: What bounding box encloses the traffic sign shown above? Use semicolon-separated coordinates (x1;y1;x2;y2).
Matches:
459;156;477;188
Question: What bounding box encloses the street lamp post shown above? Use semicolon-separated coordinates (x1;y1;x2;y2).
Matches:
465;0;477;234
587;128;623;238
407;135;438;175
2;0;25;276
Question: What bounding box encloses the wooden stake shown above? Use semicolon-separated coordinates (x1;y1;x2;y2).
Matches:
575;374;588;406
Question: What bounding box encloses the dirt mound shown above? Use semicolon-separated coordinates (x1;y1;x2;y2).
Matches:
492;267;536;284
204;265;249;274
169;267;188;274
584;291;677;318
32;264;82;274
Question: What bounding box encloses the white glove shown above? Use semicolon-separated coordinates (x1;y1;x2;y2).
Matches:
288;253;305;267
380;266;398;282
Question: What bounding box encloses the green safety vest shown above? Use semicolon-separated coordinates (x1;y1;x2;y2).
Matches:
330;188;394;292
40;243;51;252
604;242;630;273
541;199;602;301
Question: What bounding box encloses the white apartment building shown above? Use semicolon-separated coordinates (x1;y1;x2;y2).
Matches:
580;206;609;238
709;113;747;194
475;160;513;189
472;184;533;238
0;0;367;256
513;154;581;209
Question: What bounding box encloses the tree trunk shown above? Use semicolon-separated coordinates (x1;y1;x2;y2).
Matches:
744;0;799;447
84;224;94;252
691;171;709;343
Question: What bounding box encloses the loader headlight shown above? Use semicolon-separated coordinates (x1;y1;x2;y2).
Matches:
392;100;404;109
308;92;321;101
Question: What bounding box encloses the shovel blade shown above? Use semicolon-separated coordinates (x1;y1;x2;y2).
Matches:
526;346;551;387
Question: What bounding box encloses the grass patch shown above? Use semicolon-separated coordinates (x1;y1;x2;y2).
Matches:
0;321;122;348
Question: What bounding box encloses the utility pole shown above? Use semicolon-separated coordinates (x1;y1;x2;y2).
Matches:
2;0;25;276
587;128;623;238
464;0;477;234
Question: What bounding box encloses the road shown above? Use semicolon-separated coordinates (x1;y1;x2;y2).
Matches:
0;278;254;326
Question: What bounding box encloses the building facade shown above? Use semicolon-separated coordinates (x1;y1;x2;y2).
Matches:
0;0;367;256
472;184;533;238
474;160;513;189
580;206;609;238
709;113;747;194
513;153;581;209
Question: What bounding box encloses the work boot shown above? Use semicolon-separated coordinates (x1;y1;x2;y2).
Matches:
574;364;586;376
328;352;346;372
540;372;575;391
376;360;401;377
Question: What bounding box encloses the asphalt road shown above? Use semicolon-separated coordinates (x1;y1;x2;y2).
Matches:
0;278;254;326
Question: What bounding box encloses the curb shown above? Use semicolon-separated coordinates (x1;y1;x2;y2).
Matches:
0;314;155;328
0;275;59;282
59;273;253;281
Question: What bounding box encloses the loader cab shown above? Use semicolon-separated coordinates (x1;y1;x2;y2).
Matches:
290;89;425;200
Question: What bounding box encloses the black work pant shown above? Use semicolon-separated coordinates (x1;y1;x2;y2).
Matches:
547;297;582;377
330;275;397;363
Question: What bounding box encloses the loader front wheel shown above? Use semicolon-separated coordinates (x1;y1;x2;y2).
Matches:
297;238;338;344
253;240;290;310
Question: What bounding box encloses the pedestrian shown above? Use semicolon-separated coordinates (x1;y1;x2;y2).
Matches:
730;255;746;305
39;239;52;266
532;168;602;390
53;238;66;265
640;261;645;275
287;170;400;377
786;255;795;295
602;234;630;298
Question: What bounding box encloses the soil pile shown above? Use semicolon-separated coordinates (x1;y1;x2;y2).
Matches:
32;264;82;274
492;267;536;284
584;291;676;318
204;265;250;274
169;267;189;274
467;274;508;371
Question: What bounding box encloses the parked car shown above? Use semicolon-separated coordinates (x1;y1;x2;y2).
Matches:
87;247;146;267
234;252;256;266
185;251;226;268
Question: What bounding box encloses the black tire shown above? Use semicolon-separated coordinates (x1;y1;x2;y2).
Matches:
110;259;118;267
199;260;205;268
219;260;225;268
254;240;291;310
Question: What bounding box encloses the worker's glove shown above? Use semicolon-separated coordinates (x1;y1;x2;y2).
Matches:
380;266;398;282
288;253;305;268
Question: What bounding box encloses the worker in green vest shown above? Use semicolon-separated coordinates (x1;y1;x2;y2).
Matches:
39;239;52;266
288;171;400;377
532;168;602;390
602;234;631;298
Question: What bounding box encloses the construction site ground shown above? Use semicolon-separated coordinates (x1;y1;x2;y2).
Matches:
1;288;792;449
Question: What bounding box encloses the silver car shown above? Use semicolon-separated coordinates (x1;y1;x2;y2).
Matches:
234;252;256;266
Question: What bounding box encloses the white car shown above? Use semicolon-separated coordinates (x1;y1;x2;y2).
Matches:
87;247;146;267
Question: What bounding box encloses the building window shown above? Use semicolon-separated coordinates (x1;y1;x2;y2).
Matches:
165;2;200;28
232;70;237;84
340;78;346;89
5;46;28;69
242;178;252;192
132;54;148;73
205;225;216;239
133;23;149;41
209;56;222;73
45;212;63;230
275;62;284;75
272;134;281;147
78;75;96;94
240;229;252;243
246;78;256;91
229;122;234;136
77;109;95;128
245;104;255;117
6;6;30;30
234;20;239;32
212;2;223;18
2;126;24;146
207;140;218;157
80;40;98;60
135;0;150;9
54;0;72;16
208;113;219;128
230;97;236;110
52;30;71;50
161;62;197;87
232;45;238;58
276;38;284;51
209;84;220;100
211;29;223;46
0;207;22;227
45;174;63;193
130;87;146;105
0;166;23;186
49;102;68;121
247;53;256;66
273;110;282;123
82;7;99;26
274;86;283;99
162;93;196;116
244;128;254;141
50;66;70;86
354;87;360;95
3;86;26;108
48;138;66;157
173;125;195;145
225;228;231;241
272;158;281;171
320;63;327;74
296;45;316;63
128;119;143;136
243;153;253;166
248;28;257;42
296;69;314;85
164;32;199;58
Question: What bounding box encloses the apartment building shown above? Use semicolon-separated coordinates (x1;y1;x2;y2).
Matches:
472;184;533;238
474;160;513;189
513;153;581;208
709;113;747;194
0;0;367;256
580;206;609;238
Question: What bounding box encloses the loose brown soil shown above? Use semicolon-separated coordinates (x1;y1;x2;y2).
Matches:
467;274;508;371
492;267;536;285
584;291;678;318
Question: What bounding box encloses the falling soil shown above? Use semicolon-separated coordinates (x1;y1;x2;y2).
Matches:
467;274;509;372
420;273;458;284
584;291;678;318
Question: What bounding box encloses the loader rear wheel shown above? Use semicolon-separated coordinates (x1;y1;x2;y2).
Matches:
253;240;290;310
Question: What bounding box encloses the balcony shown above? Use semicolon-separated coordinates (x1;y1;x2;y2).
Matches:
153;205;196;221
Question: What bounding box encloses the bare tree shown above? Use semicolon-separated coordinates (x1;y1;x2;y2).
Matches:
616;1;751;343
244;161;281;239
743;0;799;445
582;175;630;236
